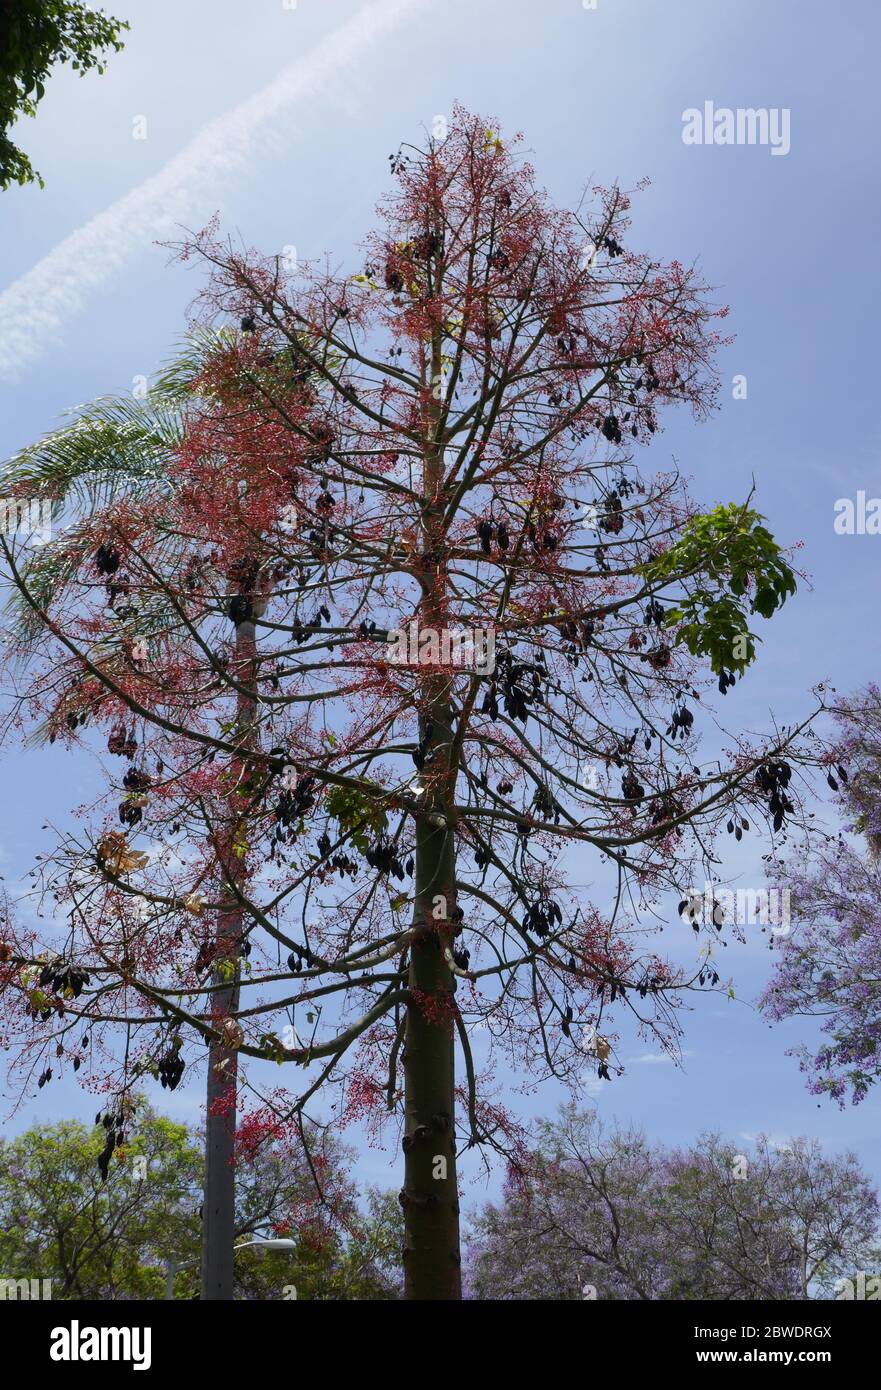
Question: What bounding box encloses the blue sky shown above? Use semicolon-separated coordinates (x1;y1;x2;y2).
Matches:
2;0;881;1206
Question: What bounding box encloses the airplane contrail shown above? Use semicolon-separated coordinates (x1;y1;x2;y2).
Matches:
0;0;430;383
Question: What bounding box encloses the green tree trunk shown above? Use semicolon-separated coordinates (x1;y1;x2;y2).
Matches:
400;318;464;1298
201;908;241;1300
201;600;260;1299
403;797;462;1299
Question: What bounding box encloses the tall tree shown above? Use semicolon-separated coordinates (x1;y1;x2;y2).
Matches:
0;0;127;190
1;333;335;1298
0;344;307;1301
1;107;820;1300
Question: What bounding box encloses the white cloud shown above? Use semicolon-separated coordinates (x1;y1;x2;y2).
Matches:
739;1131;796;1153
627;1049;694;1065
579;1074;605;1097
0;0;429;383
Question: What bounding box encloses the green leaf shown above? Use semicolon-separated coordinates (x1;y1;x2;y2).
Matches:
637;503;796;676
325;782;388;853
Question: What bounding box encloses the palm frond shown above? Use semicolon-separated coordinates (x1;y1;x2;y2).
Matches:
1;330;233;513
1;333;232;651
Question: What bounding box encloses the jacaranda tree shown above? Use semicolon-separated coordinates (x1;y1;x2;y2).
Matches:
762;685;881;1106
465;1106;879;1300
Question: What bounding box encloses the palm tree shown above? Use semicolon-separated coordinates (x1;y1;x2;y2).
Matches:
2;343;202;646
1;332;265;1299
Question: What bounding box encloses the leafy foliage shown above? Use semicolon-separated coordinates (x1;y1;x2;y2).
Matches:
0;1105;200;1298
466;1107;880;1300
0;1101;401;1299
639;503;797;675
0;0;128;190
324;783;389;854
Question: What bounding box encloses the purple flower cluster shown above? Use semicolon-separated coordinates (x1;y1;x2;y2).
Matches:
761;687;881;1105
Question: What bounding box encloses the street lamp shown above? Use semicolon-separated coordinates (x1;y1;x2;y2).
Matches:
165;1237;297;1299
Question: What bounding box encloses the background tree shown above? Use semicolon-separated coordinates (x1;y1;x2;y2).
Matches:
0;0;128;190
232;1186;401;1302
0;1099;400;1299
465;1107;880;1300
761;685;881;1105
0;106;822;1301
0;1102;200;1299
